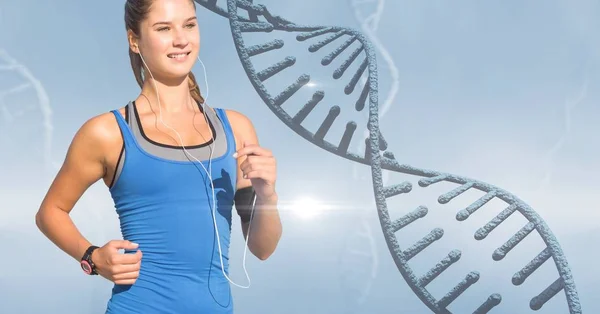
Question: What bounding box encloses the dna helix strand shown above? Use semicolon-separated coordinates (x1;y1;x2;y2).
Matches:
0;49;54;177
348;0;399;185
338;0;396;310
337;216;379;313
194;1;582;313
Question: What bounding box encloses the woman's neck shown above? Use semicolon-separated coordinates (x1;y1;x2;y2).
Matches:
139;77;195;113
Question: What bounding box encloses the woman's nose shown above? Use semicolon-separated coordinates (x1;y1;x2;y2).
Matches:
172;29;189;47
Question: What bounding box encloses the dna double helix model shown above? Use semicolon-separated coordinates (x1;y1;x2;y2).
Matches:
195;1;582;313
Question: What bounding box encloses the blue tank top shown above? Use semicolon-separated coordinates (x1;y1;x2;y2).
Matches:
104;107;237;314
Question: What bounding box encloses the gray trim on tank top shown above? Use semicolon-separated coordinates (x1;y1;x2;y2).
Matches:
112;101;229;186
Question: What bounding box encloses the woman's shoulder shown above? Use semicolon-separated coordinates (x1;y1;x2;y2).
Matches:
219;108;258;144
73;106;127;149
221;108;252;126
221;108;255;132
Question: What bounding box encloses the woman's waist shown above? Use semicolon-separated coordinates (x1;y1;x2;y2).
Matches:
112;268;232;297
122;245;231;273
116;204;232;235
115;201;231;221
118;215;232;249
136;262;230;282
108;274;233;313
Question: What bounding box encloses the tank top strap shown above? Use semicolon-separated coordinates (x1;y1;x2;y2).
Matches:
110;107;136;149
214;108;237;155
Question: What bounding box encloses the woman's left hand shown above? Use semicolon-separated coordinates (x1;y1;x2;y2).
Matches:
234;141;277;200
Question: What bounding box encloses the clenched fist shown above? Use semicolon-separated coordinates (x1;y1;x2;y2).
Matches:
234;141;277;201
92;240;143;285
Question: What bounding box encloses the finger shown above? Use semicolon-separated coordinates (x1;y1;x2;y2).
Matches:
109;240;139;251
234;144;271;158
240;154;275;165
113;270;140;281
114;278;138;285
239;155;258;168
241;164;275;180
112;250;143;264
111;262;141;275
244;169;276;181
240;158;274;174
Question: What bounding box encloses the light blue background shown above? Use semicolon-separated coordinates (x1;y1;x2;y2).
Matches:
0;1;598;313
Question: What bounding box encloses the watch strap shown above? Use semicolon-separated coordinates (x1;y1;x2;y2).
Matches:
81;245;99;275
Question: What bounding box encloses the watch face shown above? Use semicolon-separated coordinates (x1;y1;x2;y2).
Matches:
81;261;92;274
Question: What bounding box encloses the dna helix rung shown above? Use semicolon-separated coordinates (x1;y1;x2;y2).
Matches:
194;1;582;313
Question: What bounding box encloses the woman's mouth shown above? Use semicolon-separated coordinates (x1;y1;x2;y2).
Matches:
167;52;191;60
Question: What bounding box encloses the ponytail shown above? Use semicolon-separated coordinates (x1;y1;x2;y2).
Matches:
188;72;205;105
129;48;144;88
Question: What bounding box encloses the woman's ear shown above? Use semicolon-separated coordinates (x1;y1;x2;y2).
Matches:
127;30;140;54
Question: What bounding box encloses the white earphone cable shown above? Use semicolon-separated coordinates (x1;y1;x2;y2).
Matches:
138;52;253;289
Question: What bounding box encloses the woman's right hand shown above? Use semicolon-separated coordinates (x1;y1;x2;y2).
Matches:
91;240;143;285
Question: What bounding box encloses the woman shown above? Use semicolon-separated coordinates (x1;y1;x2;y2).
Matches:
35;0;282;313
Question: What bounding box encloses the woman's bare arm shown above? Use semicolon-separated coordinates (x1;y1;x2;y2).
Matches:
226;109;282;260
35;114;114;262
36;111;144;284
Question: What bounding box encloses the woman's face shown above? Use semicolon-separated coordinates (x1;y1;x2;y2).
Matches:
135;0;200;82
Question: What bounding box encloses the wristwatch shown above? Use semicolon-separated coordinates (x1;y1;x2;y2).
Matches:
80;245;99;275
